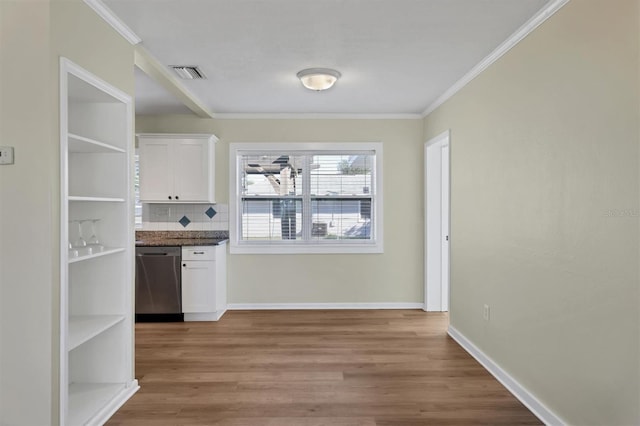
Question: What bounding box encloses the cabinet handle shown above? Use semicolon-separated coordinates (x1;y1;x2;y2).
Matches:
168;196;172;200
194;251;205;255
175;195;180;200
183;263;186;267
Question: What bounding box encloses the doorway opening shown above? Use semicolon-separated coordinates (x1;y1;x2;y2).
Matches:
424;130;450;312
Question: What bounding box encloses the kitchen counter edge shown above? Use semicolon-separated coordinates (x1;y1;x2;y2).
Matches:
135;238;229;247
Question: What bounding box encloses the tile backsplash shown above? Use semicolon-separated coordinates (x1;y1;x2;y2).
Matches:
142;203;229;231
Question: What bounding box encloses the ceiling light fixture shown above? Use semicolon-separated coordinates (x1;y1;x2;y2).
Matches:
297;68;341;91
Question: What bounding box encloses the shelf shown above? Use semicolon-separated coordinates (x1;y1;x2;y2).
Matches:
68;133;125;153
68;315;125;351
68;196;125;202
68;382;126;426
69;247;125;264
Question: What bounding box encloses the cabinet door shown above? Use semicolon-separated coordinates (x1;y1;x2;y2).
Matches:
174;139;211;202
139;139;174;201
182;260;216;313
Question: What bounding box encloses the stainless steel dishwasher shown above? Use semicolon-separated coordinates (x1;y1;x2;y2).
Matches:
135;246;183;322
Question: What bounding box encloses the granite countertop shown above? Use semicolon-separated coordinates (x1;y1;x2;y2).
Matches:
135;230;229;247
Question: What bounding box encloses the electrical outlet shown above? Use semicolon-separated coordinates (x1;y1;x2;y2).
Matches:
483;304;490;321
0;146;14;165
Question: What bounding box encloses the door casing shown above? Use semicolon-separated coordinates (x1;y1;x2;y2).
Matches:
424;130;451;312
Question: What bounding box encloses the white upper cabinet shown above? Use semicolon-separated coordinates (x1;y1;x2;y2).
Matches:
138;138;172;201
175;139;212;201
138;134;218;203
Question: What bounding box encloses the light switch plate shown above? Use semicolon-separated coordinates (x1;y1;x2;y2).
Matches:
0;146;14;165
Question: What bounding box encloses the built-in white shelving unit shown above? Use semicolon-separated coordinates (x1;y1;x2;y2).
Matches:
68;315;125;350
60;58;138;425
68;383;129;426
69;196;126;203
68;133;126;154
68;248;127;264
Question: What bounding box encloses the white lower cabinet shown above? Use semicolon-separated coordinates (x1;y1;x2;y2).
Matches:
182;260;215;312
181;244;227;321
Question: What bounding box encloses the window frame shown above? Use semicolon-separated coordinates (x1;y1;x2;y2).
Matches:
229;142;384;254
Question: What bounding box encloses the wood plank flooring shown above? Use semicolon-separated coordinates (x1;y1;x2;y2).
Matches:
107;310;541;426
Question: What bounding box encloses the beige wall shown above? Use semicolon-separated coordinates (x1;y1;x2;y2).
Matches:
424;0;639;424
0;1;134;424
1;2;54;424
137;116;425;304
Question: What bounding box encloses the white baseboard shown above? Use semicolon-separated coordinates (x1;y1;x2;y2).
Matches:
91;380;139;425
227;303;424;310
448;326;564;426
184;309;227;321
216;308;227;320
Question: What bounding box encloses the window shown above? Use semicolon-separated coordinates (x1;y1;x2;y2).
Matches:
230;143;383;254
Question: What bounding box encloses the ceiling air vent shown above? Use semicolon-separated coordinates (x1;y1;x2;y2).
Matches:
170;66;206;80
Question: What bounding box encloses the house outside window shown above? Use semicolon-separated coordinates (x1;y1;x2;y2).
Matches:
230;142;383;254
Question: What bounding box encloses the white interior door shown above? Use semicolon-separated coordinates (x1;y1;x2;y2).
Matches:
441;144;450;311
425;131;450;312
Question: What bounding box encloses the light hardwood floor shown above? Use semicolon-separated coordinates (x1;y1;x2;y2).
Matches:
108;310;541;425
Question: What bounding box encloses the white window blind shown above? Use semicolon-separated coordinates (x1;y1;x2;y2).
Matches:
134;152;142;228
309;154;373;241
231;143;383;254
240;153;304;241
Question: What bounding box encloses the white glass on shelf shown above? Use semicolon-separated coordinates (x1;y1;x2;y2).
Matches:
77;220;97;256
68;240;78;259
72;220;86;248
87;219;99;245
70;219;106;256
87;219;104;253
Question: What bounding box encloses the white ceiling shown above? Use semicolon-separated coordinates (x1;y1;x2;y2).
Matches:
105;0;550;116
134;67;193;115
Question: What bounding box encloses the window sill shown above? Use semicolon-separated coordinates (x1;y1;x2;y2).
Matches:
229;242;383;255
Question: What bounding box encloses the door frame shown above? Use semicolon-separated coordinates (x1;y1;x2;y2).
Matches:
424;130;451;312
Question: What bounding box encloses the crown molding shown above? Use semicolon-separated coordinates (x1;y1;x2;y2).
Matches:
212;113;423;120
422;0;570;117
84;0;569;120
83;0;141;45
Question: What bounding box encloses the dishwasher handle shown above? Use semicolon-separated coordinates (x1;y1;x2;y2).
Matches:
135;247;181;257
